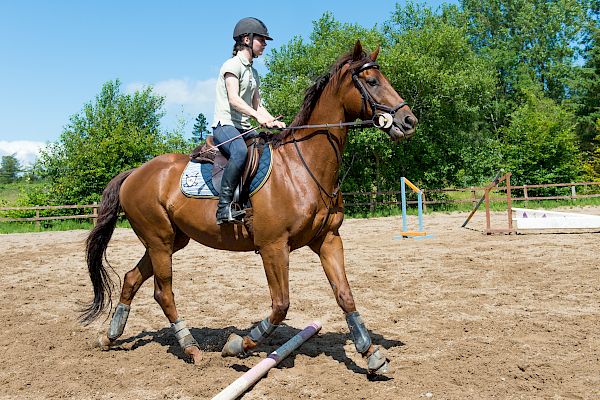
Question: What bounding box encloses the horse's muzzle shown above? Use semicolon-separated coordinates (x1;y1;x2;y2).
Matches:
388;111;417;142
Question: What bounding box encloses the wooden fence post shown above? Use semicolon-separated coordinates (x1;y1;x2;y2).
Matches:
92;202;98;226
35;209;40;230
484;189;491;234
506;173;513;231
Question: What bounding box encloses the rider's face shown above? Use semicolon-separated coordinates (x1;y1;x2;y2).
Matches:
252;35;267;56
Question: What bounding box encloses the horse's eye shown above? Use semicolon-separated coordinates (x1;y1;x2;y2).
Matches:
366;77;379;86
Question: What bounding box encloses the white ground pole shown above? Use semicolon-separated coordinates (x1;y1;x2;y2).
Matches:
212;321;322;400
512;207;600;230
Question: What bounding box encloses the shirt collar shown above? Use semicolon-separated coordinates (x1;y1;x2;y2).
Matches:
237;52;252;66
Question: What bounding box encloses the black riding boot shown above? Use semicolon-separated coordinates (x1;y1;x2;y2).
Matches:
216;163;246;224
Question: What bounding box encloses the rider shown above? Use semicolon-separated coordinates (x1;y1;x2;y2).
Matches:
212;17;286;224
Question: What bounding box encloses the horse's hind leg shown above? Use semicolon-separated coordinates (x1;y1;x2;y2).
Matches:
97;251;153;349
97;232;202;363
310;231;390;376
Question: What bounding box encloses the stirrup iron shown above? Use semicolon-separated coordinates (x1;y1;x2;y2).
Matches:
216;202;245;224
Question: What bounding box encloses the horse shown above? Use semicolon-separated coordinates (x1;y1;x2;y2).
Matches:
81;40;417;376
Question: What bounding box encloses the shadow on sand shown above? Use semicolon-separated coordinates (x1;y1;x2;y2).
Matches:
111;322;404;378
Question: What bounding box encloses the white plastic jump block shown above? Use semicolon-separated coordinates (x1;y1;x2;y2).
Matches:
512;207;600;230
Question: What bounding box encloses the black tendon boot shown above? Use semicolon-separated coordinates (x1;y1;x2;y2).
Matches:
216;163;246;224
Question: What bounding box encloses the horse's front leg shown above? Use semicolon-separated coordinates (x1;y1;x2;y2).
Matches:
310;231;390;376
222;240;289;357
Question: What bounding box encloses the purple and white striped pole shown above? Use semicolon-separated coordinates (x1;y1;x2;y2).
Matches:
212;321;322;400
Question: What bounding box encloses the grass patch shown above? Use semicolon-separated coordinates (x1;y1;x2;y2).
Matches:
0;183;25;206
0;218;131;234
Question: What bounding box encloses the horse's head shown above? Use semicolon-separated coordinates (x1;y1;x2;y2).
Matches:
342;41;417;141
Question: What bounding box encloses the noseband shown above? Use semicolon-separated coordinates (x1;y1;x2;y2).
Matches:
351;62;408;129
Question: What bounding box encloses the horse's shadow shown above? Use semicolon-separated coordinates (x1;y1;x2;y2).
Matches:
112;323;404;378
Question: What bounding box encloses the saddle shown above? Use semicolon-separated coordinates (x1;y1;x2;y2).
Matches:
189;134;267;203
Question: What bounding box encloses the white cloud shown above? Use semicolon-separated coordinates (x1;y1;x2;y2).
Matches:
126;78;217;131
0;140;47;167
154;78;216;108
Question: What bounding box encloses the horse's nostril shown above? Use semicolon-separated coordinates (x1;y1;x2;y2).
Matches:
405;115;417;128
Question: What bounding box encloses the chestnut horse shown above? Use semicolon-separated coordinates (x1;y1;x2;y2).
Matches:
82;41;417;375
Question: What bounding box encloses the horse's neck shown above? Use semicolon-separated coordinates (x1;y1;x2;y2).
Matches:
282;101;349;195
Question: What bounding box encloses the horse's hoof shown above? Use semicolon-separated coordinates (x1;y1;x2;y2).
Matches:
221;333;245;357
366;347;391;376
96;334;113;351
185;346;204;365
368;359;391;376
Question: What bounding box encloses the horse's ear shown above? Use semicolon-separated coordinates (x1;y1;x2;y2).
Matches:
352;40;363;61
370;45;380;61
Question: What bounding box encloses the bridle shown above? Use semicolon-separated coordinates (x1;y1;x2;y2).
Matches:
275;61;409;132
351;61;408;130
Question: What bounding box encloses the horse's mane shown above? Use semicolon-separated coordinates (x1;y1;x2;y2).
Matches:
269;49;371;145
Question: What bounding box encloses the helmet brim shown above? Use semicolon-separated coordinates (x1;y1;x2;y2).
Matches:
256;34;273;41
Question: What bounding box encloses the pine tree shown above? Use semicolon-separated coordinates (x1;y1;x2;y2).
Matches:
192;113;209;144
0;154;21;183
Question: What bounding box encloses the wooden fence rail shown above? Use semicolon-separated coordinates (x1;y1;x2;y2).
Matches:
1;181;600;226
0;204;98;229
342;181;600;209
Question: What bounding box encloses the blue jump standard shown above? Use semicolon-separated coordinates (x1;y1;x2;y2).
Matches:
394;177;433;240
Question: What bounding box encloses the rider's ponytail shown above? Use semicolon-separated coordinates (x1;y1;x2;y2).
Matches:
232;35;247;56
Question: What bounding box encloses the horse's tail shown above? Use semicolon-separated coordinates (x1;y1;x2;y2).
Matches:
80;169;135;325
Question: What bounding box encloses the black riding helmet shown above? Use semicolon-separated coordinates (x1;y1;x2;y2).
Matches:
233;17;273;40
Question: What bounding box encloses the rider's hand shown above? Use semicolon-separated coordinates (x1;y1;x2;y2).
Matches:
255;109;286;129
255;110;273;127
266;119;286;129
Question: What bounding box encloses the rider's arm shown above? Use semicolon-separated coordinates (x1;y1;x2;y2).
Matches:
252;90;286;129
224;73;264;122
224;73;285;128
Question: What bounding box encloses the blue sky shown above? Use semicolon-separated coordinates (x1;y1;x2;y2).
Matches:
0;0;455;165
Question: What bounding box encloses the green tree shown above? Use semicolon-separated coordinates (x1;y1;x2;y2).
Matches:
460;0;595;185
571;16;600;173
192;112;209;144
382;2;500;187
461;0;592;102
584;119;600;179
33;79;189;205
500;90;583;185
263;8;501;196
0;154;21;183
263;5;590;201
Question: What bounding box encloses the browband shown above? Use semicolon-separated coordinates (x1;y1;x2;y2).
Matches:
352;62;380;76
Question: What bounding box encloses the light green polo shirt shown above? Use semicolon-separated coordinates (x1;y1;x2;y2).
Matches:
211;53;260;130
